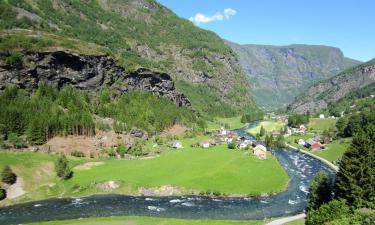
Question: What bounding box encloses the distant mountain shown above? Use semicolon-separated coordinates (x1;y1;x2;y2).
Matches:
226;41;361;110
288;59;375;114
0;0;257;117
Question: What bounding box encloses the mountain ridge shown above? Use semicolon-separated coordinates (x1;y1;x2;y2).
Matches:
226;40;361;110
0;0;257;117
288;58;375;114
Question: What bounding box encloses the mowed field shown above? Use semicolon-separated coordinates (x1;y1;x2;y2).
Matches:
312;138;351;162
206;116;246;131
247;120;286;135
66;146;289;197
308;118;336;131
28;216;264;225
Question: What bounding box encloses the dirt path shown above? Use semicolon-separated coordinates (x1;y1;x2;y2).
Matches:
6;177;26;199
266;213;306;225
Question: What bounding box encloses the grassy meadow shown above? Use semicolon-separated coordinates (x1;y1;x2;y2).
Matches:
308;118;336;131
0;135;289;205
311;138;351;162
65;146;289;197
206;116;246;131
247;120;286;135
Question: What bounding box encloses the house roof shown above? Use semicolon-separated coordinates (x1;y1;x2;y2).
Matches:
311;143;321;148
255;144;267;152
305;139;315;145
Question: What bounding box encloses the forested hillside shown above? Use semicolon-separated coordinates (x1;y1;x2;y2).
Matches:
227;41;360;109
0;85;201;147
0;0;257;117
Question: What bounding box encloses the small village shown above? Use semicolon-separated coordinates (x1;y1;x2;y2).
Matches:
171;127;268;159
170;112;340;162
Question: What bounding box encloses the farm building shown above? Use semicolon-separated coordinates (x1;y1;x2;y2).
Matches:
253;144;267;159
311;142;321;150
201;141;210;148
172;141;183;149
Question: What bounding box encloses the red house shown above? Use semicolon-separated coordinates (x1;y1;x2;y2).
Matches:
311;143;321;150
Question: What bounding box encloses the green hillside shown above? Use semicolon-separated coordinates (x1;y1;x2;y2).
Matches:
0;0;256;117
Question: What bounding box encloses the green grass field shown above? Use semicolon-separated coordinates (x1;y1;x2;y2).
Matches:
0;143;289;205
0;151;90;206
247;120;286;135
206;116;246;131
285;219;305;225
308;118;336;131
28;216;264;225
65;146;289;197
312;138;351;162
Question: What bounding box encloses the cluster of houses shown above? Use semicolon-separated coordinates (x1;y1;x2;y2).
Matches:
288;124;307;135
297;134;331;151
171;127;268;159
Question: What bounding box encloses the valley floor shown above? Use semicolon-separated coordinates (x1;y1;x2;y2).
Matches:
0;117;289;206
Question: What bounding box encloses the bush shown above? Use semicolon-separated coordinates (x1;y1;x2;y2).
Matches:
55;155;72;180
306;200;350;225
116;144;127;158
0;188;6;200
71;150;85;158
5;52;23;67
1;165;17;185
228;141;237;149
128;140;145;156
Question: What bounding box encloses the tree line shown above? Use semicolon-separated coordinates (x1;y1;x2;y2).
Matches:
306;112;375;224
0;85;201;148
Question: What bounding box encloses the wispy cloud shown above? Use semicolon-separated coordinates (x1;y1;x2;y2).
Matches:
189;8;237;24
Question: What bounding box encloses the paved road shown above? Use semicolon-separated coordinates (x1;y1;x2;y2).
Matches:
266;213;306;225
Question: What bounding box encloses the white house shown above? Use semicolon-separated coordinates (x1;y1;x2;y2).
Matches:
172;141;183;149
224;137;233;143
298;139;306;145
201;141;210;148
319;114;325;119
253;144;267;159
219;127;227;136
238;142;248;149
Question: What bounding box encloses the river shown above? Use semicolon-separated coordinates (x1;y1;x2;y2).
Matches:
0;122;335;224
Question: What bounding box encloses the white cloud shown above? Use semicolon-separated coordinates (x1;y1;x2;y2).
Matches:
189;8;237;24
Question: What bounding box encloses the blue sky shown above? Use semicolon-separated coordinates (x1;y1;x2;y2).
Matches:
157;0;375;62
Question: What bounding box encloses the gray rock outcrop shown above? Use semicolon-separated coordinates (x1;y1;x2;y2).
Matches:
0;51;191;107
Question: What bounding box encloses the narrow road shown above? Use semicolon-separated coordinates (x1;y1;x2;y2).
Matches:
266;213;306;225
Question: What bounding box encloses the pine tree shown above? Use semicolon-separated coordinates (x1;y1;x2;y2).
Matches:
307;171;333;211
1;165;17;184
260;125;265;137
55;155;72;180
334;125;375;209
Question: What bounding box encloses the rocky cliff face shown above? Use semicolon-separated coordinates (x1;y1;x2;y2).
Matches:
288;59;375;114
0;51;191;107
226;41;360;109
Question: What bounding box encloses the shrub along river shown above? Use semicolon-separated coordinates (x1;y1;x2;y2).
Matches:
0;122;335;224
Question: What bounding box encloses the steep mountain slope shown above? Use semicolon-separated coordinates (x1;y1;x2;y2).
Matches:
0;0;256;117
227;41;360;109
288;59;375;114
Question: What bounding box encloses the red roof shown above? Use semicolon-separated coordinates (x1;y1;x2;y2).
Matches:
311;143;321;149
